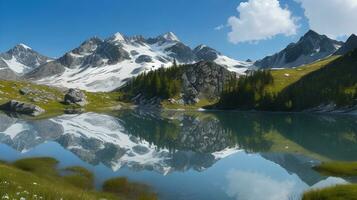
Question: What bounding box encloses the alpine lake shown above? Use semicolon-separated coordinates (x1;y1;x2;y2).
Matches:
1;109;356;200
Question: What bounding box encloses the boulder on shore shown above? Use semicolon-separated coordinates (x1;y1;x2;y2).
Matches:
0;100;45;116
64;88;87;106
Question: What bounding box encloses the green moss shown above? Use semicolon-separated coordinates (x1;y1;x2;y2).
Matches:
62;166;94;190
12;157;59;177
302;161;357;199
103;177;157;200
313;161;357;177
0;157;157;200
303;184;357;200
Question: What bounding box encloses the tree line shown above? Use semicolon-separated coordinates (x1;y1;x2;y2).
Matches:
121;60;182;99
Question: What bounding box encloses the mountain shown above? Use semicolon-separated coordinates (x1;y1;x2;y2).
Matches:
334;34;357;55
24;32;249;92
274;48;357;111
0;44;52;76
193;45;251;74
254;30;343;69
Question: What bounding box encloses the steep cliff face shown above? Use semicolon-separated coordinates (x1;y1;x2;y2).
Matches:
181;61;236;104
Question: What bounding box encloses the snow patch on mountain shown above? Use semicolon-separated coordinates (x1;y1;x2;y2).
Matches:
2;56;30;74
214;55;251;75
162;32;180;42
19;43;32;50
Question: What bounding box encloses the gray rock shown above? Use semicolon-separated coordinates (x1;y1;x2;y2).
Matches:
135;55;153;63
64;88;87;106
19;87;32;95
181;61;235;104
25;61;66;80
165;42;196;63
193;45;220;61
0;100;45;116
130;50;140;56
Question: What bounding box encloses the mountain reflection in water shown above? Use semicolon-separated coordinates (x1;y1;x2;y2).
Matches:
0;110;356;200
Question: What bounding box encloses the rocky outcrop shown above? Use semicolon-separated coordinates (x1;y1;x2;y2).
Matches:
193;45;220;61
165;43;196;63
25;61;66;80
181;61;235;104
0;100;45;116
135;55;153;63
64;89;87;106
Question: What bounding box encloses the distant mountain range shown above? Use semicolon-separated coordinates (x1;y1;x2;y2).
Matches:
1;32;250;92
1;30;357;92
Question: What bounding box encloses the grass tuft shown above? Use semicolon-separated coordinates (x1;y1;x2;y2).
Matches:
103;177;157;200
303;184;357;200
313;161;357;177
0;157;157;200
12;157;59;176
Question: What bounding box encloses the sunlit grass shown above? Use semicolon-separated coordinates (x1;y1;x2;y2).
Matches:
0;79;129;117
265;56;340;94
303;184;357;200
302;161;357;200
313;161;357;177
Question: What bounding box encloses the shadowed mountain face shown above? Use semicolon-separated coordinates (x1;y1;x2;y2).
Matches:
334;34;357;55
254;30;343;69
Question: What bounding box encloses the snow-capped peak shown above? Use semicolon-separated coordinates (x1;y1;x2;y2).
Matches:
111;32;126;42
17;43;32;50
196;44;207;50
162;32;180;42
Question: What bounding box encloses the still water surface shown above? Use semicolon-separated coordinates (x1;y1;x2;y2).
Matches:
1;110;356;200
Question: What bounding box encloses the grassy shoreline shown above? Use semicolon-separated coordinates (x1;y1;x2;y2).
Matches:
0;157;157;200
0;79;132;118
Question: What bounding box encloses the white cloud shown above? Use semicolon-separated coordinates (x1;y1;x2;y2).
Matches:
214;24;225;31
227;0;298;43
296;0;357;38
226;170;298;200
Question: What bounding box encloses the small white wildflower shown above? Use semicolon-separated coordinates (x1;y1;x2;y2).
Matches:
20;197;26;200
16;192;20;196
1;194;9;199
22;191;29;195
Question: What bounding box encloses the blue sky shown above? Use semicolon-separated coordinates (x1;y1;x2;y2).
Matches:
0;0;329;60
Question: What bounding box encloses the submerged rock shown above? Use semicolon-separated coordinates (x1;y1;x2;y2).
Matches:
64;88;87;106
0;100;45;116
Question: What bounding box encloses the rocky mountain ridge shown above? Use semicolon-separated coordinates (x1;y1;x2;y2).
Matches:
254;30;344;69
0;32;250;92
0;44;51;79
